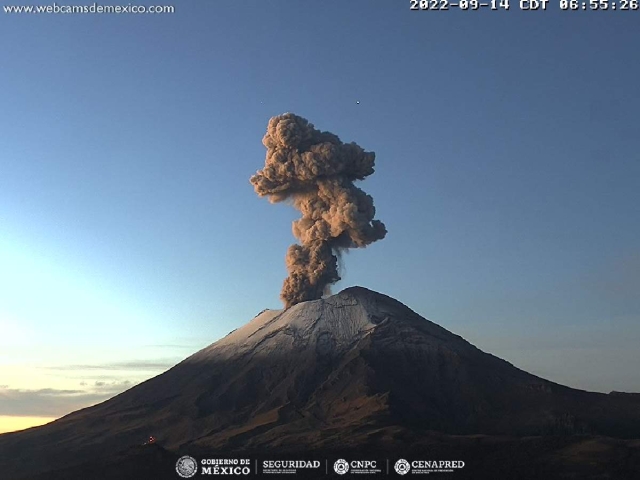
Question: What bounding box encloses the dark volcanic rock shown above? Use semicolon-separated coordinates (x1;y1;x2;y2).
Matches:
1;286;639;479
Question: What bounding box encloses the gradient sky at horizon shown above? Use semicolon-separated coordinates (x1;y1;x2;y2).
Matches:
1;2;639;433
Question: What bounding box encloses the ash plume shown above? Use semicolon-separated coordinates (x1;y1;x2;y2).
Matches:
250;113;387;307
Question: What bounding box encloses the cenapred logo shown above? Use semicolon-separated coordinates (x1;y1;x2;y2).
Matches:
394;459;410;475
334;459;349;475
176;455;198;478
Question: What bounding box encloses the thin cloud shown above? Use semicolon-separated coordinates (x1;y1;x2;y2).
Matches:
0;386;115;417
30;388;84;395
92;380;133;392
68;374;139;381
142;344;199;349
40;360;177;371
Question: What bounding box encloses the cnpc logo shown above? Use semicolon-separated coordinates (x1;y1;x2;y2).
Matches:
334;459;349;475
334;459;378;475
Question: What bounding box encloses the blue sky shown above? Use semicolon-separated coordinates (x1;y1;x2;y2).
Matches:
1;2;639;431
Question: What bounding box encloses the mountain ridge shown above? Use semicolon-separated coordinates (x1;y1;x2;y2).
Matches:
1;286;639;479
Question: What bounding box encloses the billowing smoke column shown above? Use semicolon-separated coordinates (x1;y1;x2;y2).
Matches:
250;113;387;308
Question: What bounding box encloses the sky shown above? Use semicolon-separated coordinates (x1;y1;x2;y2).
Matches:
1;1;639;433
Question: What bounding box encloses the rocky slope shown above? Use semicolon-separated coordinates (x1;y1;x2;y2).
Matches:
1;286;639;479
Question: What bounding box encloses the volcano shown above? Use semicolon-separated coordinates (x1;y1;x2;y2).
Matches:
1;287;639;479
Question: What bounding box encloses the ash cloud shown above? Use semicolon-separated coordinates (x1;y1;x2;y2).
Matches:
251;113;386;307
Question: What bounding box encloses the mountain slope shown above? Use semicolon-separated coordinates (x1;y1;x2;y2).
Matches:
1;286;639;479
